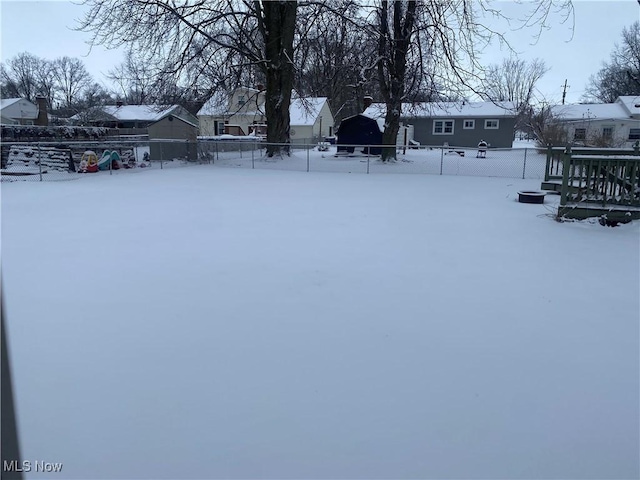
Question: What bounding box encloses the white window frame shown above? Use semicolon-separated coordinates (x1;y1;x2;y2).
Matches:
574;128;586;140
484;119;499;129
602;125;614;139
463;119;475;129
433;119;454;135
628;128;640;140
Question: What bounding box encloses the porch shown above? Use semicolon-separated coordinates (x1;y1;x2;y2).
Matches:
542;144;640;222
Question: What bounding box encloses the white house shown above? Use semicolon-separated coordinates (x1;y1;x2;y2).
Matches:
1;98;39;125
197;88;334;142
289;97;334;143
551;96;640;147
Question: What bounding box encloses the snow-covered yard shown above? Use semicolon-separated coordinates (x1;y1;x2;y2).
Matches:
2;163;638;479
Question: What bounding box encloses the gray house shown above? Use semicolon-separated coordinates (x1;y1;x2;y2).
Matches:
363;101;517;148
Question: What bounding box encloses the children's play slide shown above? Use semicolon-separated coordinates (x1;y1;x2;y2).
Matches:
98;150;122;170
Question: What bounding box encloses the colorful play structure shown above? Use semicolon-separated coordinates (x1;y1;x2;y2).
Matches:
79;150;122;173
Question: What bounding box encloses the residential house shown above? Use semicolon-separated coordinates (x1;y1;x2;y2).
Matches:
198;87;267;137
1;98;39;125
363;101;517;148
550;96;640;147
197;88;335;143
289;97;334;143
76;103;198;135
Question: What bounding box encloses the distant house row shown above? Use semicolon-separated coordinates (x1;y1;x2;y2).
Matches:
3;90;639;149
550;96;640;147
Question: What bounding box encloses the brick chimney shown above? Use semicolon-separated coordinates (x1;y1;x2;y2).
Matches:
363;96;373;110
35;96;48;126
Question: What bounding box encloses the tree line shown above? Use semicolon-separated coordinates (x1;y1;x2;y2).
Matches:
2;2;638;159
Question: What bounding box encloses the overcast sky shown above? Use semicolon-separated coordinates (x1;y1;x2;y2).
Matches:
1;0;639;105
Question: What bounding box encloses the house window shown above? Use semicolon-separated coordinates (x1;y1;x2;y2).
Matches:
629;128;640;140
433;120;454;135
484;119;499;129
574;128;586;140
463;119;475;129
602;126;613;139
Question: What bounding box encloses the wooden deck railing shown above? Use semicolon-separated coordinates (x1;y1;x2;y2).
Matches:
544;144;639;182
556;145;640;221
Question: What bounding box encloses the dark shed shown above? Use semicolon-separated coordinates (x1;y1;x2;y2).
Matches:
336;114;382;155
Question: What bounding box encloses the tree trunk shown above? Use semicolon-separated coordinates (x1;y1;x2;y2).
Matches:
258;1;297;157
381;104;400;161
377;0;417;162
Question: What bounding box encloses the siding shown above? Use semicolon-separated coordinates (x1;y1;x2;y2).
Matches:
406;117;516;148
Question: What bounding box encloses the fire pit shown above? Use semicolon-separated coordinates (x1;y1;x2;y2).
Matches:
518;191;545;204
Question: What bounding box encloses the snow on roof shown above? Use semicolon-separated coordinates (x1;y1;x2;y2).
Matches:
290;97;327;126
198;94;328;126
100;105;178;122
550;102;628;121
617;96;640;117
0;98;24;110
364;101;516;119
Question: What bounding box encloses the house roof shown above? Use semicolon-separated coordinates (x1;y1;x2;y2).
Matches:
617;96;640;117
551;96;640;122
198;93;330;125
100;105;178;122
0;98;24;110
363;101;516;119
550;102;629;122
290;97;328;126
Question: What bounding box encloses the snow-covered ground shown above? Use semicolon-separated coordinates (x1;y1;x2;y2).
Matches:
2;163;638;479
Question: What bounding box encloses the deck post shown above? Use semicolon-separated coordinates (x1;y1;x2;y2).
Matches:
544;144;552;181
522;148;528;179
560;145;572;207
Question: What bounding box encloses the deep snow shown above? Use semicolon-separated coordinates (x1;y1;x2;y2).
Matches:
2;163;639;479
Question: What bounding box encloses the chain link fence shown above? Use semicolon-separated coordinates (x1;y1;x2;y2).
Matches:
198;139;546;179
1;138;546;181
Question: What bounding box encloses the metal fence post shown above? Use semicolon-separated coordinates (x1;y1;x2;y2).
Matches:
160;142;163;169
252;141;255;168
215;141;218;164
367;148;370;174
251;143;255;169
37;143;43;181
522;148;528;179
109;151;112;175
440;146;444;175
306;140;310;172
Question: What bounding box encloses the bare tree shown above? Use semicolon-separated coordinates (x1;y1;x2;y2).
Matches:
584;21;640;102
78;0;297;156
1;52;45;102
371;0;573;162
107;50;158;105
482;57;548;132
376;0;418;161
53;56;94;109
296;1;379;122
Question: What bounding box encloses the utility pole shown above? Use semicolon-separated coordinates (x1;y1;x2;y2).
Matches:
561;79;569;105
